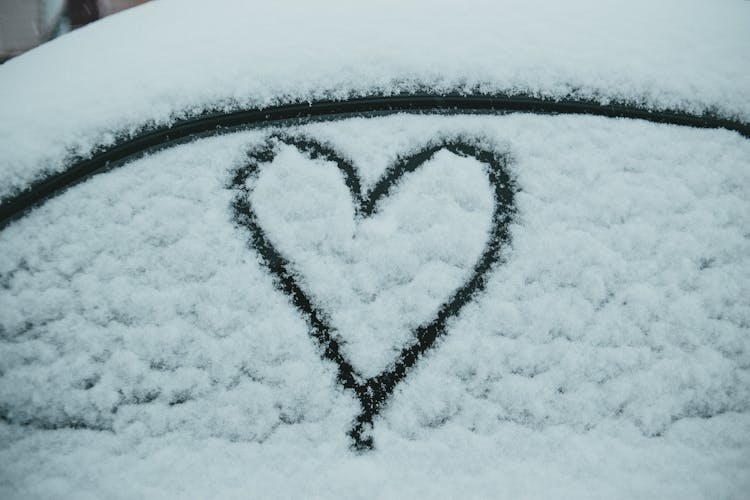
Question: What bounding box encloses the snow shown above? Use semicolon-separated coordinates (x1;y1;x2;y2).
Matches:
2;113;749;498
1;0;749;202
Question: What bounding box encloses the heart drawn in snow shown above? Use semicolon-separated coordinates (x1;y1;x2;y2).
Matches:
230;133;516;449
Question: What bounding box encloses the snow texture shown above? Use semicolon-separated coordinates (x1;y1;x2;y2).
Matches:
1;114;749;498
1;0;750;202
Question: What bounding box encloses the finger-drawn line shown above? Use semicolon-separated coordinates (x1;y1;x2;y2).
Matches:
230;133;516;449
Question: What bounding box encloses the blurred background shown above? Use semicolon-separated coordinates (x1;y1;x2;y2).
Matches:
0;0;150;63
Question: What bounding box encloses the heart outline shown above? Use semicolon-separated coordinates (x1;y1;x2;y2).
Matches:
230;133;516;449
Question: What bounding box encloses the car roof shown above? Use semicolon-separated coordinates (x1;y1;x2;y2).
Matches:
1;0;749;203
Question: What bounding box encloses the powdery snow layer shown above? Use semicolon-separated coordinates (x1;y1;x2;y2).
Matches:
1;0;750;202
1;113;749;498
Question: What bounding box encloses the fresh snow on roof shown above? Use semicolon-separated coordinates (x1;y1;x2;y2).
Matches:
2;114;749;498
0;0;749;201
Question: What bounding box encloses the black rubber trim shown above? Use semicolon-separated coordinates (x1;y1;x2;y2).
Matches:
1;93;749;229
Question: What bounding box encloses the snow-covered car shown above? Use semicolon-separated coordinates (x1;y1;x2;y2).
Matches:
1;1;749;498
